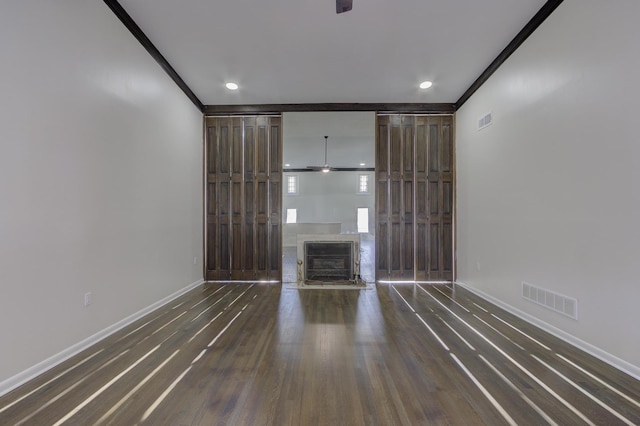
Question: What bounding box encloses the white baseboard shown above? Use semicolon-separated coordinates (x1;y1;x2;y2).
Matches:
0;278;204;398
454;281;640;381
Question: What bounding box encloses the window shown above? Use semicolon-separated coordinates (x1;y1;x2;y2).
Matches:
287;175;298;195
286;208;297;224
358;174;369;194
357;208;369;233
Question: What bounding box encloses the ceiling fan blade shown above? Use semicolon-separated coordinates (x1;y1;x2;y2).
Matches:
336;0;352;14
306;165;335;172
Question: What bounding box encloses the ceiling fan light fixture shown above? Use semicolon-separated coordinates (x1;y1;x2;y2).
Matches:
225;82;239;90
419;80;433;89
307;136;335;172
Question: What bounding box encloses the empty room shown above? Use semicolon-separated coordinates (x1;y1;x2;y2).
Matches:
1;0;639;424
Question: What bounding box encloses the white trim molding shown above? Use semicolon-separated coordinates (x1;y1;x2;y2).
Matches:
0;279;204;398
455;281;640;381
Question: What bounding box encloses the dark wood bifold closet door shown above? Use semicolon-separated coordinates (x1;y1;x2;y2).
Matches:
376;115;453;281
205;116;282;281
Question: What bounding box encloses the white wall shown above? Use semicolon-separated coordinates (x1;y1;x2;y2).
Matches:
283;171;375;234
456;0;640;376
281;111;376;243
0;1;203;390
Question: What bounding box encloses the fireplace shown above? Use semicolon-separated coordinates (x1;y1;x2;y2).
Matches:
305;241;353;282
296;234;362;285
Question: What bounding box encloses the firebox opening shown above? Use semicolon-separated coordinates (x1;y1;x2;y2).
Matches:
304;241;354;283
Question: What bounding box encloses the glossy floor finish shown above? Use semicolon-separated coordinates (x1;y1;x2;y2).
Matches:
1;283;639;425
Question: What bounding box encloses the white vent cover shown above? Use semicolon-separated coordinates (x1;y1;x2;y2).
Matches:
522;282;578;320
477;111;493;130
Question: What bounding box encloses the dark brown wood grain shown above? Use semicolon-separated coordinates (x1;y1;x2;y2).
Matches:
104;0;562;114
455;0;565;108
103;0;204;112
1;283;638;425
377;115;454;281
205;116;282;281
203;103;457;114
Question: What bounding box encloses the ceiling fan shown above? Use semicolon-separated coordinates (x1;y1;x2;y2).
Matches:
336;0;353;14
307;136;336;173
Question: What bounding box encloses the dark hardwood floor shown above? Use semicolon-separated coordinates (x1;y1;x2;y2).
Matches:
1;283;639;425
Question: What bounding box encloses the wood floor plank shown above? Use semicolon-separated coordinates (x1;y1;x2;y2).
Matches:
1;282;639;425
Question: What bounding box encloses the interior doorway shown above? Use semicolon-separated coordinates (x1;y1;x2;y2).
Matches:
281;112;376;284
203;112;454;284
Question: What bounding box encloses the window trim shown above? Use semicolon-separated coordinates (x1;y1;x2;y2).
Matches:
357;207;369;233
286;175;299;195
286;208;297;224
357;174;369;194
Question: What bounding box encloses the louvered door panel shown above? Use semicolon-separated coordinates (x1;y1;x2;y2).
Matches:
255;122;270;276
268;119;282;279
243;119;255;278
376;114;454;281
205;118;231;280
205;116;282;281
389;118;403;278
425;116;454;280
230;118;244;278
376;119;389;277
415;117;429;280
401;117;415;279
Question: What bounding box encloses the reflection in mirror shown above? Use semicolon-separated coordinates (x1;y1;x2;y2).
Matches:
281;112;376;284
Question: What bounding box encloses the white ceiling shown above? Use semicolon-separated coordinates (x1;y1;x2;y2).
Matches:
117;0;547;105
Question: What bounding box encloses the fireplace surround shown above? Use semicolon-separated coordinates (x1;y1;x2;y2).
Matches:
296;234;362;285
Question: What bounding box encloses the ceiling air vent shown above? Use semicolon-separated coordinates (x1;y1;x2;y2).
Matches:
477;111;493;130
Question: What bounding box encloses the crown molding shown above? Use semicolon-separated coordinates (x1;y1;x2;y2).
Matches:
103;0;204;112
105;0;563;114
455;0;564;109
203;103;456;115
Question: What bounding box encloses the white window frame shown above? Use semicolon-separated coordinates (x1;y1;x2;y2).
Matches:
357;174;369;194
286;208;297;224
287;175;298;195
357;207;369;233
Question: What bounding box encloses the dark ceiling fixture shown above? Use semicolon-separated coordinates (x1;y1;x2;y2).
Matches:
307;136;336;173
336;0;353;14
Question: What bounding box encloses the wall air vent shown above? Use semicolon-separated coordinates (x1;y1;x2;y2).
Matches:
477;111;493;130
522;282;578;320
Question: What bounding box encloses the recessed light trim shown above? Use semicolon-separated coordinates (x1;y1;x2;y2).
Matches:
419;81;433;90
225;82;239;90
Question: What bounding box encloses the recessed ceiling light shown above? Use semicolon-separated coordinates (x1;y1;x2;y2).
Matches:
285;163;291;167
225;82;239;90
419;81;433;90
359;163;366;166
